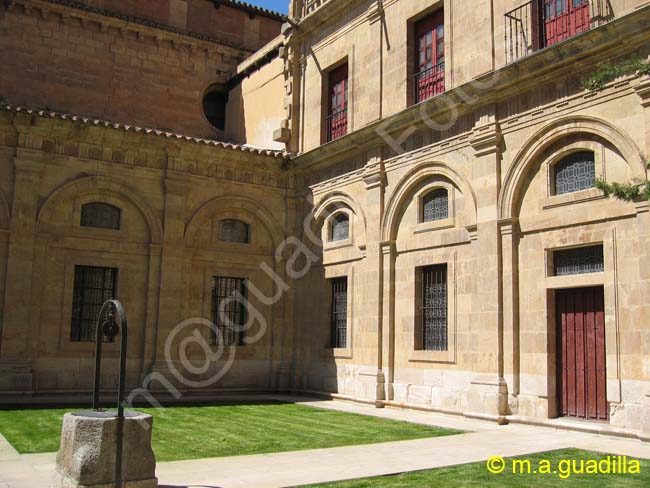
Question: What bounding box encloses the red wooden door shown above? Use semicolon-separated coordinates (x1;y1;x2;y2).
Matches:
557;286;608;420
327;64;348;141
544;0;591;47
414;11;444;103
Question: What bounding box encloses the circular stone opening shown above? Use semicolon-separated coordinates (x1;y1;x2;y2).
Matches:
202;85;229;131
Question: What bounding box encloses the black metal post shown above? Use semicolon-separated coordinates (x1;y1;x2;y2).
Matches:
91;299;128;488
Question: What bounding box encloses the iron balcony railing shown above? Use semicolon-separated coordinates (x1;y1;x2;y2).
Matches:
304;0;333;16
505;0;612;64
325;107;348;142
411;62;445;104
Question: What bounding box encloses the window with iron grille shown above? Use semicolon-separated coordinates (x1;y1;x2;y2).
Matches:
553;151;595;195
330;277;348;348
70;265;118;342
211;276;247;346
422;188;449;222
554;245;604;276
420;265;447;351
329;213;350;242
80;203;121;230
219;219;250;244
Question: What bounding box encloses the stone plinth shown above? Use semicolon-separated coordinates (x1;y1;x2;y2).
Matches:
641;393;650;442
53;411;157;488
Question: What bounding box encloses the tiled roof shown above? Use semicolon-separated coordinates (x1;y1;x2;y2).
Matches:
0;101;286;157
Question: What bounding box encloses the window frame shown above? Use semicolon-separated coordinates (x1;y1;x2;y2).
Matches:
218;219;251;244
329;276;348;349
70;265;118;343
210;276;248;347
552;150;597;196
323;60;349;143
408;8;446;106
80;202;122;230
420;187;450;223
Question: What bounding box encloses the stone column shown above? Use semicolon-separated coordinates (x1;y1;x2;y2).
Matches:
465;107;508;421
355;149;387;406
0;151;44;392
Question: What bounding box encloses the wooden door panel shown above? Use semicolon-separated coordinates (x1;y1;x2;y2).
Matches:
557;286;607;421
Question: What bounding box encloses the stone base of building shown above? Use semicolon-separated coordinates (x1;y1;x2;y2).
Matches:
0;360;33;394
53;411;157;488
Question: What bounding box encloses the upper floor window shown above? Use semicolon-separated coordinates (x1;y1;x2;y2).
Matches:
330;276;348;349
81;203;121;230
553;151;595;196
325;63;348;142
203;85;228;131
543;0;591;47
329;213;350;242
70;265;117;342
219;219;250;244
413;10;444;104
211;276;247;346
422;188;449;222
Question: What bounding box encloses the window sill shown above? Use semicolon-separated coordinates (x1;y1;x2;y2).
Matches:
541;188;605;210
409;349;455;364
413;217;455;235
324;238;353;251
325;347;352;359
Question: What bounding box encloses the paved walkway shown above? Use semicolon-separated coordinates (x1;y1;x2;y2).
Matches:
1;396;650;488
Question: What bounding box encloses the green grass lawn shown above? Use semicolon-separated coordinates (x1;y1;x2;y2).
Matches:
0;402;461;462
305;449;650;487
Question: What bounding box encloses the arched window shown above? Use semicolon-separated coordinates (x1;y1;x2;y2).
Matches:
329;213;350;242
553;151;596;195
219;219;250;244
80;203;121;230
422;188;448;222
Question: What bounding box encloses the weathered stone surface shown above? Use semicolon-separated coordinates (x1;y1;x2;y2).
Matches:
53;412;157;488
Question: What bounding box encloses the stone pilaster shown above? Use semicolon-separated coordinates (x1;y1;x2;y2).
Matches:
153;172;189;362
0;150;44;392
365;1;384;124
466;106;508;420
356;148;387;406
635;75;650;161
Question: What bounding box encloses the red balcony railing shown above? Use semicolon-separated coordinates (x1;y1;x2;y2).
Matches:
325;108;348;142
412;62;445;104
505;0;611;63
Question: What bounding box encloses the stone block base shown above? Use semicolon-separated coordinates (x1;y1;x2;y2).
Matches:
53;411;157;488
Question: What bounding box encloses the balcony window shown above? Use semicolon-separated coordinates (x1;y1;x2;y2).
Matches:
412;10;444;104
325;63;348;142
505;1;608;63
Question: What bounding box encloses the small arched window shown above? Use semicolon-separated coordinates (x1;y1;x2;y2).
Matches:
553;151;596;196
219;219;250;244
329;213;350;242
422;188;449;222
80;203;121;230
203;85;228;131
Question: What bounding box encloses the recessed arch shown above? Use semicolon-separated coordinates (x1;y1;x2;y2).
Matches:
36;175;163;244
499;116;646;220
185;195;284;250
382;161;477;242
311;190;367;245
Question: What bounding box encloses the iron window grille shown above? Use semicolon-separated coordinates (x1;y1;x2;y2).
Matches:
420;265;448;351
330;277;348;348
553;151;596;195
422;188;449;222
554;245;604;276
70;265;118;342
219;219;250;244
80;203;121;230
211;276;247;346
330;213;350;242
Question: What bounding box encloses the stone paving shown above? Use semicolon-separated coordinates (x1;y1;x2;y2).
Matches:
1;396;649;488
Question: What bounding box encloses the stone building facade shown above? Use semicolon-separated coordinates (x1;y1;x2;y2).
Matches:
1;0;650;440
